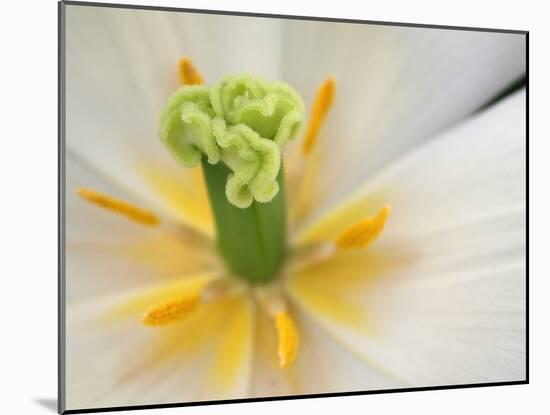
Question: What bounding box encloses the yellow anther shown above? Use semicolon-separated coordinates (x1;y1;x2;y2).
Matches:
178;57;204;86
302;77;335;155
336;205;391;249
142;295;200;327
274;311;300;369
77;187;160;226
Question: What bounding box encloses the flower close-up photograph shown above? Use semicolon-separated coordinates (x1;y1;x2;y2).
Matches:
61;2;527;413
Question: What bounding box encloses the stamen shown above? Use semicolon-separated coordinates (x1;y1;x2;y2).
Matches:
274;311;300;369
287;242;336;273
77;187;160;226
302;77;335;155
256;289;300;369
178;57;204;86
200;278;243;303
142;295;200;326
336;205;391;249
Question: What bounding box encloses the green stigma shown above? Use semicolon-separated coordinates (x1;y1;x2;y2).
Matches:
159;74;304;208
159;74;305;283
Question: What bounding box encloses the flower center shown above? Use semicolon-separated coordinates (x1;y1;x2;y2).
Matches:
158;67;305;283
74;57;392;370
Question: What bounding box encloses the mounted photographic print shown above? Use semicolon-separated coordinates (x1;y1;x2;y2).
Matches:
59;1;528;413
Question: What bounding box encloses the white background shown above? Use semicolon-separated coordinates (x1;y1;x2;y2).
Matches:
0;0;543;413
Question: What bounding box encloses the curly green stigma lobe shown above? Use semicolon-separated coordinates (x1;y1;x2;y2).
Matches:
159;73;304;283
159;74;305;208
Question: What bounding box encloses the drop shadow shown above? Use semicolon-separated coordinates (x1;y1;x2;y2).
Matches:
34;398;57;413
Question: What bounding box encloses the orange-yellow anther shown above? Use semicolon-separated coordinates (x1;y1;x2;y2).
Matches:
274;311;300;368
77;187;160;226
142;295;200;327
336;205;391;249
178;57;204;86
302;77;335;155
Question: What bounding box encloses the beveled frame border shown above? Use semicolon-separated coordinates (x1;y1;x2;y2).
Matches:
58;1;529;413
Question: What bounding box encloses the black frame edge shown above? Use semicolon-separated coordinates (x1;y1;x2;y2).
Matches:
62;0;528;34
63;381;528;414
525;31;530;385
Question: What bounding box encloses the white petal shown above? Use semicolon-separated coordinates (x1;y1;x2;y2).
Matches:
282;21;525;217
297;90;526;243
289;91;526;385
66;155;213;302
65;5;283;226
65;288;254;410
